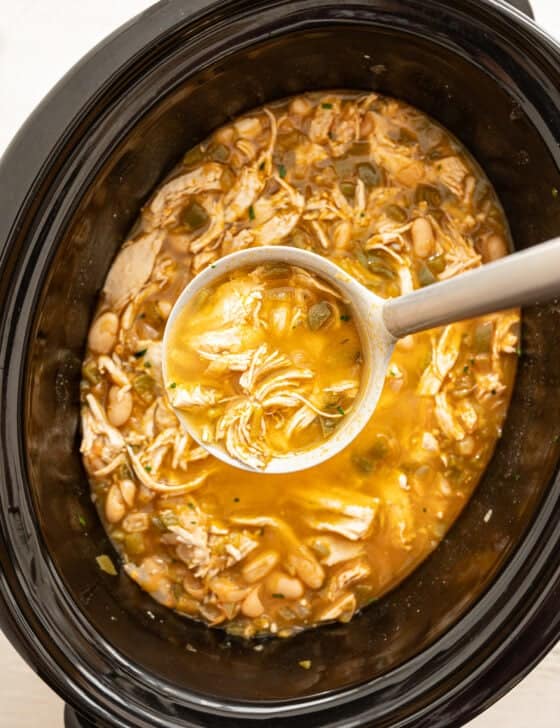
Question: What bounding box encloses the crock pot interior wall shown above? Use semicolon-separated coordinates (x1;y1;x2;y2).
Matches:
25;24;560;702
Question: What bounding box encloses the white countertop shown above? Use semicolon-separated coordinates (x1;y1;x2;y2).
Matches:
1;1;560;726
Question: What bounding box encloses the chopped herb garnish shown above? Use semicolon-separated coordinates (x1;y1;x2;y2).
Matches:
272;593;285;599
516;345;522;356
144;361;152;368
553;187;559;198
322;102;333;109
337;406;345;416
299;660;312;670
168;382;177;389
259;161;265;171
278;164;287;178
133;349;147;358
78;515;86;528
144;465;152;472
340;314;351;321
188;502;195;510
248;205;256;221
211;264;216;269
463;365;469;373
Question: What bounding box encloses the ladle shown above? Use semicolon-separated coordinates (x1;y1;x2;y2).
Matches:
162;241;560;473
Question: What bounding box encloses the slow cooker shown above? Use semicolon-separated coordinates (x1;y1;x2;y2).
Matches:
2;0;560;726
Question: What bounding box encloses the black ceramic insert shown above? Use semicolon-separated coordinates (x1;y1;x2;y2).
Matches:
2;1;560;727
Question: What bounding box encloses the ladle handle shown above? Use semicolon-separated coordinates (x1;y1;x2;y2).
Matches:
382;238;560;339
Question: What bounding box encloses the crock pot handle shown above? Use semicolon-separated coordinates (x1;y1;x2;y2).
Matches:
503;0;534;19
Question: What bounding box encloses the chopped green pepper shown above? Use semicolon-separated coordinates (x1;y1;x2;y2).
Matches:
474;321;493;353
415;183;442;207
357;162;380;187
125;533;145;555
417;263;436;287
427;254;446;275
82;361;100;385
181;201;209;230
385;204;408;223
209;143;229;163
308;301;332;331
132;373;156;403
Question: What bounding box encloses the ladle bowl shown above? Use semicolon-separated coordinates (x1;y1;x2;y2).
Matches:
163;239;560;473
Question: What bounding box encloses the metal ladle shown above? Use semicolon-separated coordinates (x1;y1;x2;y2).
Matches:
162;240;560;473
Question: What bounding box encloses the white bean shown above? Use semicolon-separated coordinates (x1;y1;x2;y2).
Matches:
483;234;508;261
107;386;133;427
411;217;434;258
88;312;119;354
290;97;312;117
234;117;262;139
105;484;126;523
265;571;304;600
119;479;136;507
242;550;279;584
210;577;251;603
290;550;325;589
214;126;235;145
241;586;265;618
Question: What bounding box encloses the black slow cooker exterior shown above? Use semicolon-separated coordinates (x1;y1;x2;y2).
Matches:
2;0;560;726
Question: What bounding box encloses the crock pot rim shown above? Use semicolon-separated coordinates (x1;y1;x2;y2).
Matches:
1;1;560;726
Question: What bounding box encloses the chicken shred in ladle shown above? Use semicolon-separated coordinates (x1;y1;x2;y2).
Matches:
162;241;560;473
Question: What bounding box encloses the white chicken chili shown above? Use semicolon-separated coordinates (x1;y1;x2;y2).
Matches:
81;91;519;638
165;263;364;469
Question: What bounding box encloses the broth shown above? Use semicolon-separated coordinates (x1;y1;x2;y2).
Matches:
81;91;518;638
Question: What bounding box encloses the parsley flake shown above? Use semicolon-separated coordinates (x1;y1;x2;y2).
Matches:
322;102;333;109
249;205;256;221
278;164;287;178
133;349;147;358
337;406;345;416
